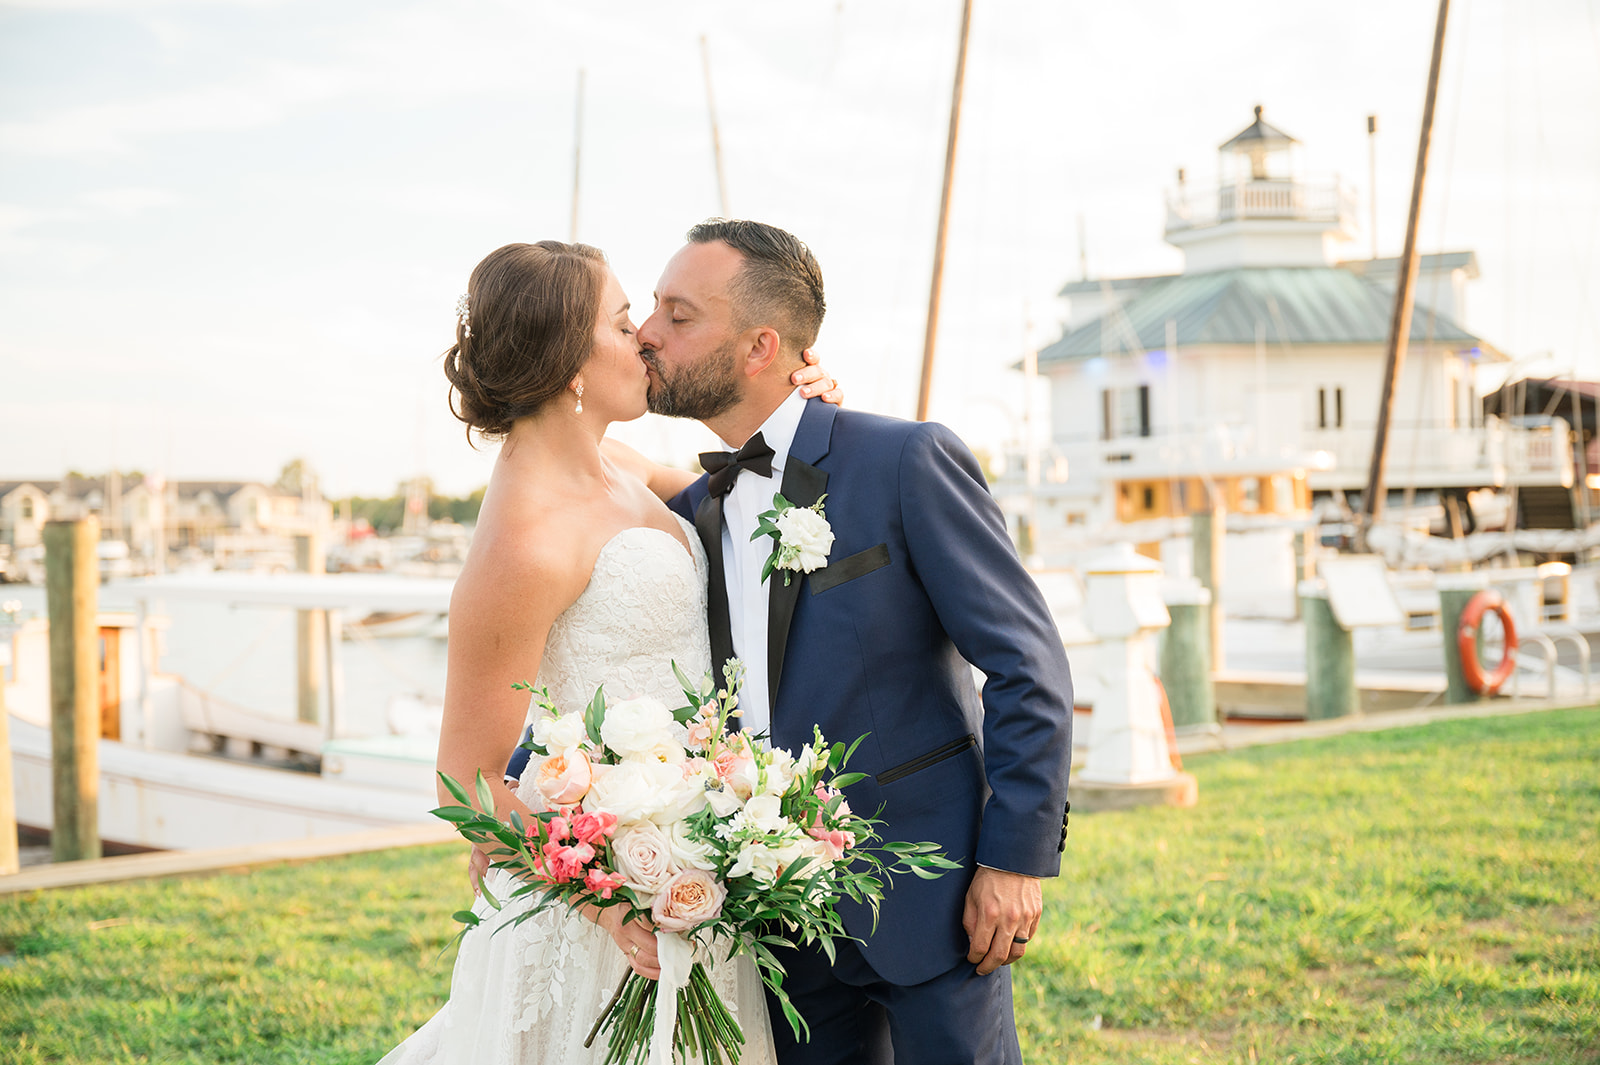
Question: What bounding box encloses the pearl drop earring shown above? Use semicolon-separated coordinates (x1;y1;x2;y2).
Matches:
574;382;584;414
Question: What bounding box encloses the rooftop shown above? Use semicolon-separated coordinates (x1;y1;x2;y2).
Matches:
1038;265;1492;365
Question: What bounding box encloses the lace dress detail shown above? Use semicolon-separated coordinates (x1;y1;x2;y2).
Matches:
380;517;777;1065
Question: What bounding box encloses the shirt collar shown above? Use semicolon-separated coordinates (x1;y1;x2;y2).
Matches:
726;388;807;475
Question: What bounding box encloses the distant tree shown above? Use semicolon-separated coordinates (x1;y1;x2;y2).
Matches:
276;458;320;499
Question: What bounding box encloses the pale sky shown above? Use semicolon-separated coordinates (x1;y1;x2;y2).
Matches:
3;0;1597;497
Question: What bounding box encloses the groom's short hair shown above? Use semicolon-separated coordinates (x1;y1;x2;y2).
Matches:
687;219;825;356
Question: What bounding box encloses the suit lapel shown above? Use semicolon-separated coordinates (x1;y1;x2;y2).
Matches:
694;491;735;686
767;456;828;713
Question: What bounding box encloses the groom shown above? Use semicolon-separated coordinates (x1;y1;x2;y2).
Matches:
640;219;1074;1065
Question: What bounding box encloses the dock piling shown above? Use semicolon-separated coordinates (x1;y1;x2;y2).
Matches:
45;517;102;862
1160;578;1217;729
0;627;18;876
1302;579;1358;720
1192;499;1226;671
1438;575;1488;704
294;532;325;726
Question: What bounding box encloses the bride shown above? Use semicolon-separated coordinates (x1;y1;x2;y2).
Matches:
379;240;841;1064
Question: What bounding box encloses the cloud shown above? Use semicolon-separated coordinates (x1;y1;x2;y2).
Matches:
80;187;181;215
0;61;355;157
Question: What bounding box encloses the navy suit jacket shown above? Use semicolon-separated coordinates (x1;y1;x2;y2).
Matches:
671;398;1074;986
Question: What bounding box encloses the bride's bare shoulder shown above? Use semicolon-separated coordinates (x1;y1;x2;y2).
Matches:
453;498;594;615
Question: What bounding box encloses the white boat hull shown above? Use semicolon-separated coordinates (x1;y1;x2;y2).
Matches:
9;714;437;852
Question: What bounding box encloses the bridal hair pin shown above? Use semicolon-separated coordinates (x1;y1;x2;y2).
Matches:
455;293;472;338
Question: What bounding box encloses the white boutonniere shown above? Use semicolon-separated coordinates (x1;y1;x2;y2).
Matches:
753;493;833;586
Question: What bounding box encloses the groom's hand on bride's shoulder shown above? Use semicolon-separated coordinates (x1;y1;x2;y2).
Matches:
962;866;1043;976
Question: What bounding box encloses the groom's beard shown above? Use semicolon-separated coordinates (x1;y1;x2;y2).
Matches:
643;339;742;420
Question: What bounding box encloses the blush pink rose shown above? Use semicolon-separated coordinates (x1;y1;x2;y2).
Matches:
650;869;727;932
611;822;677;894
536;750;594;807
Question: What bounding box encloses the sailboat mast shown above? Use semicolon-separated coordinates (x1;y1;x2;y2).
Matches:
915;0;973;422
1359;0;1450;542
700;35;731;218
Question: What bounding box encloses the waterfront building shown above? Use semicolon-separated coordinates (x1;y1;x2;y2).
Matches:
0;474;330;571
1009;106;1573;562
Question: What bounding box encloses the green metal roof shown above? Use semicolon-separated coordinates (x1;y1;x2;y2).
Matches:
1037;266;1487;365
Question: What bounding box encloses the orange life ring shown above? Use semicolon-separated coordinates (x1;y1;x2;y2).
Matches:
1457;590;1518;695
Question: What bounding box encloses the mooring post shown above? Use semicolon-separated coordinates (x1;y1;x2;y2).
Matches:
1191;498;1226;672
294;532;325;726
1438;574;1487;705
1301;578;1358;720
0;622;19;876
45;517;102;862
1160;578;1216;730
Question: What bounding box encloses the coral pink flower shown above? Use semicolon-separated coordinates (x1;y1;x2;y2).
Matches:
571;811;617;846
584;868;628;900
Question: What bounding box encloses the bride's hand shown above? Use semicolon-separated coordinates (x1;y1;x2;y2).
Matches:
792;349;844;406
596;905;661;981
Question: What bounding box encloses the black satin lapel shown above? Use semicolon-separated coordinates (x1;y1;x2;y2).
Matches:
695;493;734;686
767;458;829;712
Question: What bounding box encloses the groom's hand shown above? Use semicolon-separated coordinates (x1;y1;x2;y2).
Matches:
963;867;1042;975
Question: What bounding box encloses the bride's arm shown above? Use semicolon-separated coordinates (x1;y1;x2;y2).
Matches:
435;541;586;833
606;350;847;503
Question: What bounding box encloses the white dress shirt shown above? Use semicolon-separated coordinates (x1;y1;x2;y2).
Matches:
717;387;809;740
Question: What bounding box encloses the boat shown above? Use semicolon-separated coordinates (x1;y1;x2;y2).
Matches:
4;572;456;853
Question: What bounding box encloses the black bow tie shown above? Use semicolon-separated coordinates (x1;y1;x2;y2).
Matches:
701;432;776;497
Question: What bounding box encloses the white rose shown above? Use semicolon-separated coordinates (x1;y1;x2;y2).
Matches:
728;839;783;885
744;794;787;834
601;696;678;761
611;822;677;895
587;761;695;824
539;713;587;753
728;836;810;886
667;819;717;872
775;507;833;573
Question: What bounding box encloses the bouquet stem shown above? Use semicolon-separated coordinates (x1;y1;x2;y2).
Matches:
584;968;633;1050
586;961;745;1065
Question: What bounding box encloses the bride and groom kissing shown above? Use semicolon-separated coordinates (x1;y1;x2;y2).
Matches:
382;219;1074;1064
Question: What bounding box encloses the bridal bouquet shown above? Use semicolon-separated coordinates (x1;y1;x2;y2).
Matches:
433;661;958;1065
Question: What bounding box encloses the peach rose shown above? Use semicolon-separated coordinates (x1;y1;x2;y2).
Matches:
650;868;727;932
536;750;594;807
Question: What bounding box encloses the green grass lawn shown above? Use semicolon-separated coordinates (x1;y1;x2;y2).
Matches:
2;707;1596;1064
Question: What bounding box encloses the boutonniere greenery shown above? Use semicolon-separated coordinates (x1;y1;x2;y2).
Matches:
753;493;834;586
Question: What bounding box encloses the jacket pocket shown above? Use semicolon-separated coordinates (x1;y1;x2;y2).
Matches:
809;543;891;595
875;733;977;785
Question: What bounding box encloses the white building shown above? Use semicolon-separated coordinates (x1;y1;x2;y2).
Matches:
1012;106;1571;557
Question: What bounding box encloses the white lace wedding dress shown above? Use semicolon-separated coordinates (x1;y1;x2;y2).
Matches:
380;518;778;1065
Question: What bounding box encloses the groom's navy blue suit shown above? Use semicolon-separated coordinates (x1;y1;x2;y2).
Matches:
670;397;1074;1064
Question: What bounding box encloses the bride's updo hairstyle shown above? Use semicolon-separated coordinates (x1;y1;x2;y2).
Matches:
443;240;607;441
